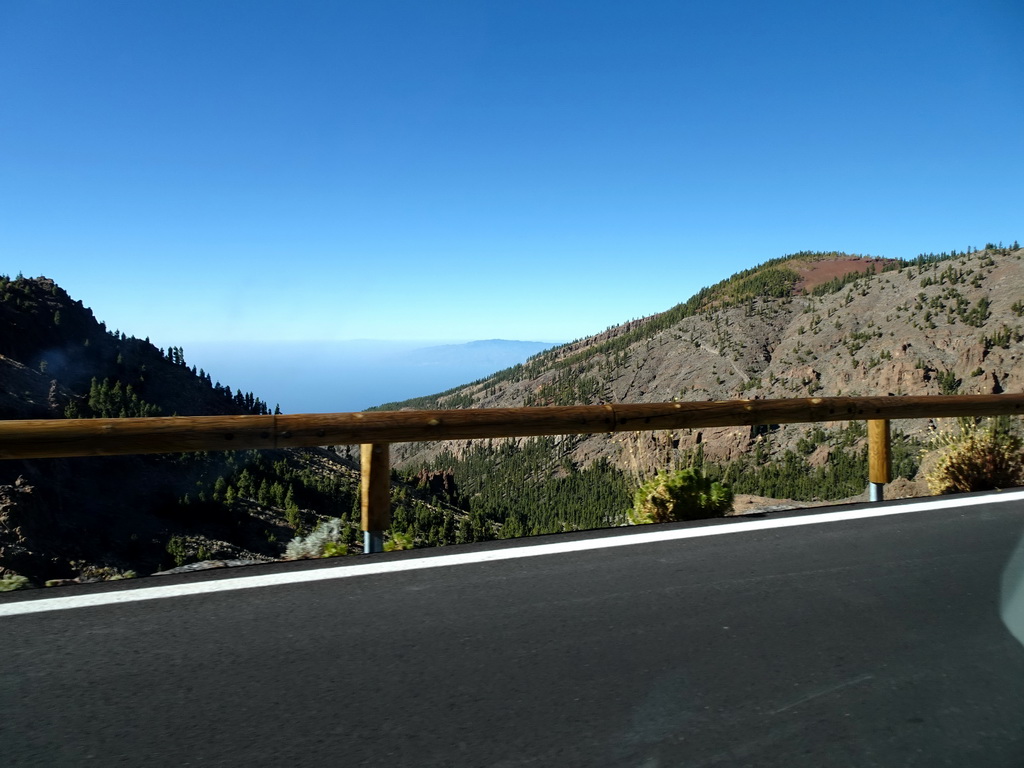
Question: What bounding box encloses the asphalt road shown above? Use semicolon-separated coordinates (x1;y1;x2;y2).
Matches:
4;492;1024;767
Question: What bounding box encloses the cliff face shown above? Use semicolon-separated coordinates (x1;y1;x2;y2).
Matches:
383;248;1024;475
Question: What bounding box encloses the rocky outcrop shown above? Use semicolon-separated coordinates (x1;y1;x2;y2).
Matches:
415;468;459;503
0;480;71;583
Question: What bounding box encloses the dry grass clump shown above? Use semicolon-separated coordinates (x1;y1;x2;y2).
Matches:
0;573;30;592
925;417;1024;495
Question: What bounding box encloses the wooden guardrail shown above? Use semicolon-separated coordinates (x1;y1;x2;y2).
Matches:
2;394;1022;551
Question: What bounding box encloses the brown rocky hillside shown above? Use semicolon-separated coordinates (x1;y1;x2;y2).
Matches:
380;247;1024;478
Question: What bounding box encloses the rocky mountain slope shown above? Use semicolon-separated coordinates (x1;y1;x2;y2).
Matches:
380;246;1024;477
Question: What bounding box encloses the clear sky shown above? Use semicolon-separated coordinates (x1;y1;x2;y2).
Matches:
2;0;1021;352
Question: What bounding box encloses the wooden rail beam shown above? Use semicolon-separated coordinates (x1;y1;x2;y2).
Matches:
0;394;1021;460
0;414;278;459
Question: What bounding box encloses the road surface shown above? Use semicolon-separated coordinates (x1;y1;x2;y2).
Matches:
3;491;1024;766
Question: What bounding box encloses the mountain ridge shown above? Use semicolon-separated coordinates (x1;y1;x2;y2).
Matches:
376;246;1024;477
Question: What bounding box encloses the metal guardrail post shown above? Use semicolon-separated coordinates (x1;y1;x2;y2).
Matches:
868;419;891;502
361;443;391;554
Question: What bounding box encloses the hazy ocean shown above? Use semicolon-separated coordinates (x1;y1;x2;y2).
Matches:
180;339;557;414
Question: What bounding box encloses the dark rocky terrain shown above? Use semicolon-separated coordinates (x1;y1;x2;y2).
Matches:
0;275;368;584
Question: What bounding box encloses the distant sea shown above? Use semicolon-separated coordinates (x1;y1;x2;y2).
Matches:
180;339;558;414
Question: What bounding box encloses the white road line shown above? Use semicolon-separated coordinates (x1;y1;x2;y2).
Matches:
4;490;1024;617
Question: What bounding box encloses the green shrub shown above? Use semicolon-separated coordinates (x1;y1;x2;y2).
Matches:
384;530;415;552
78;565;137;581
937;369;962;395
925;417;1024;494
321;541;349;558
165;536;213;567
166;535;189;567
629;468;733;525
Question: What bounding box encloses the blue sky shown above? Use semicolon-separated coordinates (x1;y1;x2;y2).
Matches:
2;0;1021;352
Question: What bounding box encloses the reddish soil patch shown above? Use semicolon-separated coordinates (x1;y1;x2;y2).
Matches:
793;257;899;293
